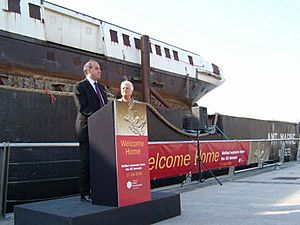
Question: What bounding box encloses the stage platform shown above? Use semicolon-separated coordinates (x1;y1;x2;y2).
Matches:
14;191;180;225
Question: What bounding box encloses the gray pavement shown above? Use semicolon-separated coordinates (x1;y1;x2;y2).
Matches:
1;162;300;225
155;161;300;225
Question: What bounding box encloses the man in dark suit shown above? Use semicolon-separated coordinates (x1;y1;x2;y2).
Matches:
73;59;108;202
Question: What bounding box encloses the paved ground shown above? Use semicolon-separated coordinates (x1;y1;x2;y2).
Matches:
1;161;300;225
155;161;300;225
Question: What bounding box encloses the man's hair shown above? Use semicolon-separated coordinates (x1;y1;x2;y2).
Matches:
83;60;98;75
120;80;134;91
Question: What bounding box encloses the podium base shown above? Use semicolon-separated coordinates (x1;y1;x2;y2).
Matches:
14;191;180;225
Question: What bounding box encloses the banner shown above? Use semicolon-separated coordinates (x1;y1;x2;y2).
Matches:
202;142;250;169
149;141;251;180
148;142;197;179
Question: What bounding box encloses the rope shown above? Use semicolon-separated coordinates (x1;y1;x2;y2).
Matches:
145;103;210;138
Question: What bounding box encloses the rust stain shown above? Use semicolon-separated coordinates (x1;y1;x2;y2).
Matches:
117;67;124;75
44;88;57;104
46;51;56;61
0;63;191;111
73;57;82;66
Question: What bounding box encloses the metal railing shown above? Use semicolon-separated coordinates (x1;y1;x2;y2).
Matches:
0;142;10;220
0;142;79;220
227;138;300;176
0;139;299;219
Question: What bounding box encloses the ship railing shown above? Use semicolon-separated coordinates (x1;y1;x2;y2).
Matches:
195;67;222;79
1;139;300;219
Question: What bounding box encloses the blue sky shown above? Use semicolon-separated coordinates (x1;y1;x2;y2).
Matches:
48;0;300;122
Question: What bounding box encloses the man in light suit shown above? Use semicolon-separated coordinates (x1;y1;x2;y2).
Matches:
73;59;108;202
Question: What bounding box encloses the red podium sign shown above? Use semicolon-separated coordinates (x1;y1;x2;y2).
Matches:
114;101;151;206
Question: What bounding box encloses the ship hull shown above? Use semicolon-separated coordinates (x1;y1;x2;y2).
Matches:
0;30;215;110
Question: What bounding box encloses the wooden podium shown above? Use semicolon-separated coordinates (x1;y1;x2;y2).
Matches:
88;101;151;207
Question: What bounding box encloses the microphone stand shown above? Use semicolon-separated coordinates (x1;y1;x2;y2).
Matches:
182;129;222;186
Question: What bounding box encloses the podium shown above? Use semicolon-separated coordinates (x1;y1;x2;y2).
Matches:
14;101;181;225
88;101;151;207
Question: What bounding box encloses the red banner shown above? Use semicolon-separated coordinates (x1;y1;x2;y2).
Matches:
201;142;250;169
116;135;151;206
148;141;250;180
148;142;196;179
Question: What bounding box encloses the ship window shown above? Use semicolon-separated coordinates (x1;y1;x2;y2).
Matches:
29;3;41;20
110;30;118;43
173;50;179;61
188;55;194;65
122;34;130;47
164;48;171;58
8;0;20;14
155;45;161;56
134;38;140;49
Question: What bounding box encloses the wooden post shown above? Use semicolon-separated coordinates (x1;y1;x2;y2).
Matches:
141;35;151;103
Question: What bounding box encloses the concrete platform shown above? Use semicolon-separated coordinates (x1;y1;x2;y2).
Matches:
14;191;180;225
155;161;300;225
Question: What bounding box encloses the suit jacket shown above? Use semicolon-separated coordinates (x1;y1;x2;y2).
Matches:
73;78;108;141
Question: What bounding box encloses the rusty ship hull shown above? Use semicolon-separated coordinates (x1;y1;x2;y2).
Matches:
0;0;225;110
0;30;217;111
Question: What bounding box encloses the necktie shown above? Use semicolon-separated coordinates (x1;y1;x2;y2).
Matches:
94;82;105;107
